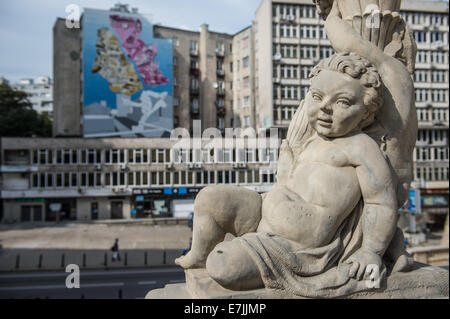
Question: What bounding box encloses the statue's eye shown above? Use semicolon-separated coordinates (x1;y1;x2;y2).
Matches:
312;93;322;101
337;99;351;107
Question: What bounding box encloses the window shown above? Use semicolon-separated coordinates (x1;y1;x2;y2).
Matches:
172;37;179;46
243;56;249;68
241;36;249;49
243;76;249;88
243;116;251;127
243;96;250;107
190;40;197;51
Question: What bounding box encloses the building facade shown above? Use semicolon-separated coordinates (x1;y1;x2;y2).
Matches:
153;24;234;134
12;77;53;117
0;137;277;223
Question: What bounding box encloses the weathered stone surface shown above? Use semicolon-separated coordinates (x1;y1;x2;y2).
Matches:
147;263;449;299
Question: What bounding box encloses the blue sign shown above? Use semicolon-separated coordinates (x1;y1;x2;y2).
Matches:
178;188;187;195
163;188;173;195
409;189;416;212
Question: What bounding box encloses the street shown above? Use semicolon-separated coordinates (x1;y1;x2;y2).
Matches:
0;266;185;299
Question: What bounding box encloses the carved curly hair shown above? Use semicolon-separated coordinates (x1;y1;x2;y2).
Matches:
309;52;383;129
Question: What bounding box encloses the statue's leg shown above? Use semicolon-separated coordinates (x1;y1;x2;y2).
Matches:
385;227;415;272
206;239;264;291
175;185;262;269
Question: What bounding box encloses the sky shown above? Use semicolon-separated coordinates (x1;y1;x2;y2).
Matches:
0;0;262;83
0;0;447;83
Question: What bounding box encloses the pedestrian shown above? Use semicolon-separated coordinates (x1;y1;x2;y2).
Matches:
111;238;121;261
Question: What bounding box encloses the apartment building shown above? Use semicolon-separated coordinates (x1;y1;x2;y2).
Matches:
233;26;255;130
153;24;234;134
13;77;53;117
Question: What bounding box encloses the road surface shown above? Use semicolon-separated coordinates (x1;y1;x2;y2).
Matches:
0;266;185;299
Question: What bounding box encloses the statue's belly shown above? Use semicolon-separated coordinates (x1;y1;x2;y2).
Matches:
258;163;361;248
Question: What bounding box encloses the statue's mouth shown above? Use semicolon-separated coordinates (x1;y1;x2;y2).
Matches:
317;117;333;126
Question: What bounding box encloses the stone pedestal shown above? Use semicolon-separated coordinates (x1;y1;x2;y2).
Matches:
146;263;449;299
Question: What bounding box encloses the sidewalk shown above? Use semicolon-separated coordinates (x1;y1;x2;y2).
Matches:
0;221;191;272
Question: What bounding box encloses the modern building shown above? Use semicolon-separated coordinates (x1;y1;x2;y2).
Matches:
0;137;277;223
12;77;53;117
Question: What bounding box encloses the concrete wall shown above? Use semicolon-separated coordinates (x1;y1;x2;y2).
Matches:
255;0;274;132
2;200;45;223
233;27;254;130
76;197;131;220
53;18;82;137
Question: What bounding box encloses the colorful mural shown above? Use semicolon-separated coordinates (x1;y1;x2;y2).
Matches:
82;8;173;137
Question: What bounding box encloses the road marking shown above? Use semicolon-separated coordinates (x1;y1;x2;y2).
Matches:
169;280;185;283
137;281;157;285
0;282;124;291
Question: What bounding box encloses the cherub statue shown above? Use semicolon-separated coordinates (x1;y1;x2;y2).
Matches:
175;0;417;298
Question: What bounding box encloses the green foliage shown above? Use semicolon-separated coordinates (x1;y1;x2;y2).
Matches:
0;83;52;137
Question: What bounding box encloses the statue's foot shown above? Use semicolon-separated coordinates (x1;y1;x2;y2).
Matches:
175;252;206;269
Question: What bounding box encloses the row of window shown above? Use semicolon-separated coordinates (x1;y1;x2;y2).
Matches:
414;146;449;162
417;108;449;122
415;89;448;103
414;166;449;182
417;129;448;144
274;85;310;100
413;31;448;44
414;70;448;83
273;24;328;39
273;65;314;80
172;38;231;55
31;148;279;165
416;50;448;64
272;4;318;20
274;106;298;121
274;45;334;60
403;12;448;26
30;170;277;189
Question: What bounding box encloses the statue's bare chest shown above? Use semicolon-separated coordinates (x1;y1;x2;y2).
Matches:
294;138;349;168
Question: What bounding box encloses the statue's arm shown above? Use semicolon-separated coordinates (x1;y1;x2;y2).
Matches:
353;137;398;257
324;8;415;128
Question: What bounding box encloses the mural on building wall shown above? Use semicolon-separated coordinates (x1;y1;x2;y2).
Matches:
82;8;173;137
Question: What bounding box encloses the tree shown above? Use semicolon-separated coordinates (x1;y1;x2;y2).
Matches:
0;83;52;137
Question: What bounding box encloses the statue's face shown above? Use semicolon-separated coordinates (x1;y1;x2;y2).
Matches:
306;70;369;138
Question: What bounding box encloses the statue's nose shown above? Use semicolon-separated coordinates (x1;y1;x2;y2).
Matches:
319;102;332;113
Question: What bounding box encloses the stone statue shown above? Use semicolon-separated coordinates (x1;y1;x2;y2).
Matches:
172;0;428;298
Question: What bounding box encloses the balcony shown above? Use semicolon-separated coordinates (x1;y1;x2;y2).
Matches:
215;49;225;58
190;67;199;77
216;88;225;96
190;105;199;115
217;107;226;117
190;49;198;56
273;53;282;63
190;87;199;95
216;69;225;77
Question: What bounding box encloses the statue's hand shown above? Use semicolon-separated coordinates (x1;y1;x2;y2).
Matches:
344;248;382;281
276;139;294;184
